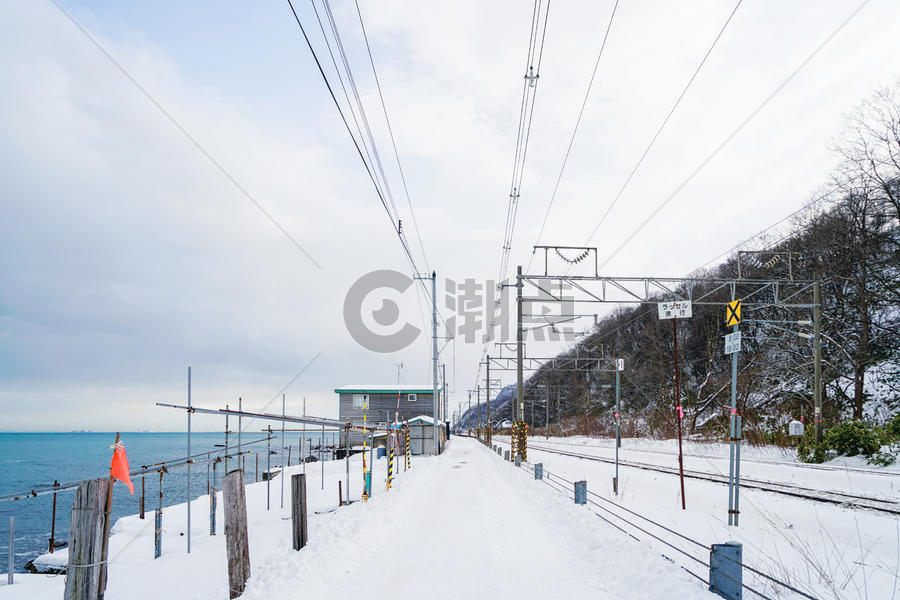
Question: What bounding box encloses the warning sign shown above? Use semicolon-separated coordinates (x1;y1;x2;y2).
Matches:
726;299;741;327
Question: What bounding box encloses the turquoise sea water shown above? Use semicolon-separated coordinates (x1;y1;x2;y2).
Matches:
0;431;336;571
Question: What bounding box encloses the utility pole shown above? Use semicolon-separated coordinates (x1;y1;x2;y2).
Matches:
615;361;621;495
485;356;491;445
516;265;524;457
414;272;441;454
441;363;447;424
673;318;686;510
432;273;440;454
813;281;823;444
727;289;740;526
467;390;472;437
476;385;481;441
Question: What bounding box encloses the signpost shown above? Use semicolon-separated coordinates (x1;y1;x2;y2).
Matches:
726;298;742;526
658;300;691;510
724;331;741;354
614;358;624;494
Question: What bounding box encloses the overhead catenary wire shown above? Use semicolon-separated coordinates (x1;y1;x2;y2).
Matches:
475;0;552;399
578;0;743;251
286;0;453;346
354;0;431;274
593;0;871;271
527;0;620;273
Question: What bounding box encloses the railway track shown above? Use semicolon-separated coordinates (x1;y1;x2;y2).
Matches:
523;437;896;477
519;441;900;516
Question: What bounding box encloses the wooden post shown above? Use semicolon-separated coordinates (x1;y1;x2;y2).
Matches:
291;474;308;551
139;477;145;520
223;470;250;599
338;480;343;506
97;432;118;600
64;478;109;600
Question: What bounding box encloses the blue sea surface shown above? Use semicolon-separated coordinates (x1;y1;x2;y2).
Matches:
0;431;337;572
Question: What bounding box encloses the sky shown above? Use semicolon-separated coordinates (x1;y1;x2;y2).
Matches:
1;0;898;431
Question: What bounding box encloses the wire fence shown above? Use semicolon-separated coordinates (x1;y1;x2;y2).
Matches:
487;438;818;600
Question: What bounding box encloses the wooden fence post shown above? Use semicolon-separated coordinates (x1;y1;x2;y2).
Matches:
223;470;250;599
291;474;308;551
64;478;109;600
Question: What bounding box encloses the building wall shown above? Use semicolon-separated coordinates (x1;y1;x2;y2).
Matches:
338;392;437;425
409;423;447;455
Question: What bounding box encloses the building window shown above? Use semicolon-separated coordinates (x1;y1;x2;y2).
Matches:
407;393;417;402
353;394;367;409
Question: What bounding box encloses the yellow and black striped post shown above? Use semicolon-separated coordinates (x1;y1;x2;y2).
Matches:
522;422;528;462
362;403;368;502
405;427;411;470
387;441;394;490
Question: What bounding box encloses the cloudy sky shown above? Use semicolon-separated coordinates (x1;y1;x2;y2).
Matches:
1;0;898;431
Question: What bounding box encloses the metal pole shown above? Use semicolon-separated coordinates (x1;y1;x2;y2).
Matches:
486;357;491;445
281;393;286;509
266;426;271;510
49;489;58;552
516;265;524;454
224;405;229;473
728;296;738;525
477;385;481;440
187;366;191;554
7;516;13;584
302;398;307;475
238;397;242;468
814;282;823;444
321;424;325;490
615;368;620;494
734;415;742;526
673;318;686;510
344;429;350;499
431;271;440;455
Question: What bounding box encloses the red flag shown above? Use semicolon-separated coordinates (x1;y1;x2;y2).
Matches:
110;442;134;495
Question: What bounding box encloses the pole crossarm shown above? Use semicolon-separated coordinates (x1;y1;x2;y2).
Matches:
486;355;620;373
155;402;382;432
519;274;820;308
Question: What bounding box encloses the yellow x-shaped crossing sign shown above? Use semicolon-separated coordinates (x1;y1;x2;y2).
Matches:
726;299;741;327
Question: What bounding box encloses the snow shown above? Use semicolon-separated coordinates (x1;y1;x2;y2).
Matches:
495;435;900;599
1;438;713;600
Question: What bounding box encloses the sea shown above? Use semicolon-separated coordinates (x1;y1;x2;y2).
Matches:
0;431;336;572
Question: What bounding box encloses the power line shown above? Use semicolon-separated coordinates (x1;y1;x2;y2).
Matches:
528;0;621;272
286;0;452;342
581;0;743;248
353;0;431;274
476;0;552;396
595;0;870;271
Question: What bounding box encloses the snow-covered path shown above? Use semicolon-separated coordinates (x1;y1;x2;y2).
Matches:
2;437;713;599
241;437;709;600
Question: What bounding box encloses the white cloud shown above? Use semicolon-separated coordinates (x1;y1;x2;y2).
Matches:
1;0;898;428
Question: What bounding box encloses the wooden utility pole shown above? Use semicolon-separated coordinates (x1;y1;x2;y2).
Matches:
673;319;686;510
223;470;250;599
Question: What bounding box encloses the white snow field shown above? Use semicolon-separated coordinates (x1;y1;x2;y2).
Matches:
1;437;712;599
494;435;900;600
